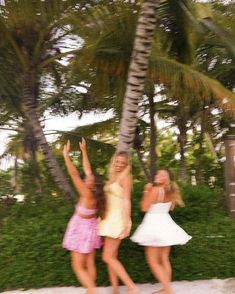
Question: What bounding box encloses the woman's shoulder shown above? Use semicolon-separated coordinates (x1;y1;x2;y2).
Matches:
118;173;132;186
150;186;160;195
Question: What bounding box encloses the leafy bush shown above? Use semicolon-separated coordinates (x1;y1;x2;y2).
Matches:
0;184;235;291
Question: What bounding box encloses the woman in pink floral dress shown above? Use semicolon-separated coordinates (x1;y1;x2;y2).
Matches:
62;139;106;294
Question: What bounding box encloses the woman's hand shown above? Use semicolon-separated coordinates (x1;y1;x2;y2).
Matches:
79;137;87;152
118;223;131;239
144;182;153;192
63;140;70;158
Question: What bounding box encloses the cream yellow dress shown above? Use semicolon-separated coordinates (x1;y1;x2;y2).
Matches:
98;181;131;238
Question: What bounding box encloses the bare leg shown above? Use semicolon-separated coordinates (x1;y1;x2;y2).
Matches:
102;237;139;293
71;251;97;294
108;265;119;294
161;247;172;281
106;241;119;293
86;251;96;283
107;249;119;294
145;247;172;294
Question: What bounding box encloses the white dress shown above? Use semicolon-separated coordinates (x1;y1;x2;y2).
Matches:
131;201;192;247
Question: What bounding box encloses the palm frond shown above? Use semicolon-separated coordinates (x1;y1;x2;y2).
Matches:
195;2;235;60
149;55;235;113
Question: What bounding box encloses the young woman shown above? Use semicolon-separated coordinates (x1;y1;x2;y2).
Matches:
131;169;192;294
98;152;139;294
62;139;106;294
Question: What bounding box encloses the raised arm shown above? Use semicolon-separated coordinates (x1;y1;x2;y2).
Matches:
79;138;93;177
141;182;154;212
63;140;91;198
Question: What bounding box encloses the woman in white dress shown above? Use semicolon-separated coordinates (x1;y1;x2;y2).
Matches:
131;169;191;294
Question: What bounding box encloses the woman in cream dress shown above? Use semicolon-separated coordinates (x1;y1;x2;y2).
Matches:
99;152;138;294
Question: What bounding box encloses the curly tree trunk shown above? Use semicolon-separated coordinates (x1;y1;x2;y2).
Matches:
148;91;157;181
178;130;187;184
117;0;159;153
22;69;74;198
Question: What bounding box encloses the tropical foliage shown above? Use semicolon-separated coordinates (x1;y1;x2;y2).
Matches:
0;0;235;291
1;184;235;291
0;1;234;205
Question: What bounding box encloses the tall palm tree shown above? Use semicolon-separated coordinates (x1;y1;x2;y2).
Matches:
117;0;160;152
117;0;235;172
73;1;235;155
0;0;85;197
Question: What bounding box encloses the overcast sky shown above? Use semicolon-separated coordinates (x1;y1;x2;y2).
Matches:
0;110;114;170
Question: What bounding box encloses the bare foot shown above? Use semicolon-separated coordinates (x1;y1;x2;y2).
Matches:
86;288;98;294
128;286;139;294
165;288;173;294
152;290;164;294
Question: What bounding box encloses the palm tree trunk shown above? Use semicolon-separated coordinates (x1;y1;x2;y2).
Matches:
178;130;187;184
31;149;44;195
11;157;20;194
136;148;151;181
117;0;159;153
196;108;207;185
224;134;235;217
22;70;74;198
133;126;151;180
148;91;157;180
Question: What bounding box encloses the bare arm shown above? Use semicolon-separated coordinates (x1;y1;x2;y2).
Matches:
63;141;91;198
123;175;132;224
119;175;132;239
141;183;154;212
79;138;93;177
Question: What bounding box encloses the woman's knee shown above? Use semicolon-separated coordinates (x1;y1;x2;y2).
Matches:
161;248;170;263
86;257;95;268
71;256;86;270
161;256;170;266
102;251;113;264
71;260;85;272
148;258;162;268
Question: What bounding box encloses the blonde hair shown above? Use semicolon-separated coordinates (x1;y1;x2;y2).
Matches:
159;169;184;208
169;181;184;207
108;151;131;181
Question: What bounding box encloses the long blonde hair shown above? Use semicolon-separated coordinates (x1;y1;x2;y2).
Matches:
160;169;184;207
108;151;131;182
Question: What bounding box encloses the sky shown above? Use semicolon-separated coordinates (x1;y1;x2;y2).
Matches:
43;110;114;142
0;110;114;170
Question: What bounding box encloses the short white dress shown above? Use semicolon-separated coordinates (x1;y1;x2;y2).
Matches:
131;201;192;247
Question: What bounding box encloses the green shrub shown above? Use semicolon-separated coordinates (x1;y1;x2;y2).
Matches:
0;184;235;291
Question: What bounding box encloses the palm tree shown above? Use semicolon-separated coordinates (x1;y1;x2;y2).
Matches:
0;0;86;197
73;1;235;154
117;0;160;152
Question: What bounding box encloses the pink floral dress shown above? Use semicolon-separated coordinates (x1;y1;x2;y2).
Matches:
62;203;102;254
